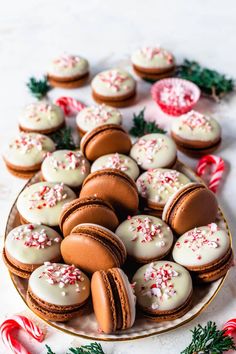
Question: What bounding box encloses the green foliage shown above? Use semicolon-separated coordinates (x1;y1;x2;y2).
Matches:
46;342;105;354
27;76;51;99
129;108;166;137
50;127;77;150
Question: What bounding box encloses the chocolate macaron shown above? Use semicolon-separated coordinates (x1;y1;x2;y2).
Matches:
61;223;126;273
47;54;89;88
130;133;177;170
19;102;65;135
91;268;136;333
17;182;76;227
27;262;90;321
76;104;122;136
59;196;119;236
80;169;139;217
162;183;218;235
91;153;140;180
131;46;175;81
132;261;193;321
81;124;132;161
136;169;191;215
3;224;62;278
41;150;90;190
171;110;221;157
115;215;173;263
91;69;136;107
173;223;233;282
3;132;55;178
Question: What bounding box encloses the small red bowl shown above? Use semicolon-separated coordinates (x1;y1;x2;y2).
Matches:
151;78;201;116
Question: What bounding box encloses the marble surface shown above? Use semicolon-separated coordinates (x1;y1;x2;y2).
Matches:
0;0;236;353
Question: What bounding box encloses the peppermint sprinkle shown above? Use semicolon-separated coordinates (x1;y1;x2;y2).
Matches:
84;104;113;124
9;133;45;154
39;263;84;290
26;103;53;121
53;54;81;68
160;83;194;108
141;263;178;306
140;47;173;63
29;183;67;209
128;217;164;243
102;153;128;172
51;151;87;172
136;138;167;163
178;224;220;260
12;224;60;249
181;111;212;131
99;70;129;92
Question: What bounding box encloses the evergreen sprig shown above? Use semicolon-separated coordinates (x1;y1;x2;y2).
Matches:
27;76;51;99
50;127;77;150
177;60;234;101
46;342;105;354
181;321;236;354
129;108;166;137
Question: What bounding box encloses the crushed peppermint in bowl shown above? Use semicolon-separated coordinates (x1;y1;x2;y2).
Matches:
151;78;200;116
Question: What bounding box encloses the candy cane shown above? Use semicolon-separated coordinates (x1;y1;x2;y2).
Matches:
55;96;86;116
0;315;44;354
196;155;225;193
223;318;236;336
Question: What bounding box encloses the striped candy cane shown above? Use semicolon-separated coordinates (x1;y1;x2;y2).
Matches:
223;318;236;336
55;96;86;116
0;315;44;354
196;155;225;193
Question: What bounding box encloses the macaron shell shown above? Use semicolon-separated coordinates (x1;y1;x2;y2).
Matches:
81;125;132;161
80;169;139;216
163;184;218;235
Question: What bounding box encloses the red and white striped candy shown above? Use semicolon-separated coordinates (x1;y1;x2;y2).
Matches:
55;96;86;116
0;315;44;354
196;154;225;193
223;318;236;336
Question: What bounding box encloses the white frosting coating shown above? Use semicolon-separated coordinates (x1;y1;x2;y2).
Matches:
91;69;136;97
41;150;90;187
17;182;76;226
48;54;89;78
91;153;139;180
3;133;55;167
19;102;64;131
115;215;173;260
136;169;191;206
131;46;174;69
132;261;192;311
171;110;221;142
29;263;90;306
5;224;62;264
172;224;230;267
130;134;177;170
76;104;122;132
116;268;136;326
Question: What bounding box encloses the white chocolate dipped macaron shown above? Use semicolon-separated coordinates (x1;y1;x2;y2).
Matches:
115;215;173;263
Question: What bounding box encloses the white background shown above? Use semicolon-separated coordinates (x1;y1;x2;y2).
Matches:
0;0;236;353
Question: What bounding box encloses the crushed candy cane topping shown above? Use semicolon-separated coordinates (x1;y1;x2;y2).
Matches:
99;70;130;92
137;169;181;201
39;263;84;292
83;104;114;124
101;153;129;172
135;138;167;163
175;223;220;260
159;83;194;108
141;263;179;308
140;47;173;63
127;216;165;243
29;183;67;209
12;224;60;249
9;133;45;153
181;111;212;131
47;151;87;172
53;54;81;68
25;103;54;121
